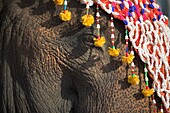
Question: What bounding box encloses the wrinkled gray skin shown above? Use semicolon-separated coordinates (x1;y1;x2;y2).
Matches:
0;0;161;113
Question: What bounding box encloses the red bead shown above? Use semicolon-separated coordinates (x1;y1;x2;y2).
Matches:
146;86;149;89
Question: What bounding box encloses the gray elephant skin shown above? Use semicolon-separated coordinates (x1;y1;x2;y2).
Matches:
0;0;161;113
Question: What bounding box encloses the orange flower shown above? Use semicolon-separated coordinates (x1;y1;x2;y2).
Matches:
142;88;154;97
59;10;71;21
122;54;135;64
53;0;64;5
93;37;106;47
108;47;120;57
81;14;94;27
128;74;140;85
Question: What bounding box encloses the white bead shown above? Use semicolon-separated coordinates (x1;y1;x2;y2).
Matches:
111;34;114;38
131;62;135;66
111;22;114;27
144;68;148;72
153;99;156;104
145;77;149;81
96;12;100;17
86;4;90;9
161;109;163;112
97;24;100;28
88;0;93;6
125;35;129;39
64;1;67;5
131;51;134;55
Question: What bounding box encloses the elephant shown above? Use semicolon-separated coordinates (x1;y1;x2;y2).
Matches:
0;0;164;113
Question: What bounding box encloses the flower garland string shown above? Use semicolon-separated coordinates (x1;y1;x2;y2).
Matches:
152;95;157;113
108;9;120;57
128;46;140;85
53;0;63;5
122;29;134;64
93;4;106;47
81;0;95;27
142;64;154;97
58;0;71;21
159;104;164;113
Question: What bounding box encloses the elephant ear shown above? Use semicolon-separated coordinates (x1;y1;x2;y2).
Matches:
79;0;170;109
0;1;27;112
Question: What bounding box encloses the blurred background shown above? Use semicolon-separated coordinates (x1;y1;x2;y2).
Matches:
157;0;170;26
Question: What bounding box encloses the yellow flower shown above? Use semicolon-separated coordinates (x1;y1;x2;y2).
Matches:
128;74;140;85
93;37;106;47
142;88;154;97
122;54;134;64
81;14;94;27
53;0;64;5
59;10;71;21
108;47;120;57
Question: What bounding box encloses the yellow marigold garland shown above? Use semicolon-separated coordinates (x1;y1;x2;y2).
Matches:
81;14;94;27
142;88;154;97
128;74;140;85
53;0;64;5
122;54;135;64
108;47;120;57
93;37;106;47
59;10;71;21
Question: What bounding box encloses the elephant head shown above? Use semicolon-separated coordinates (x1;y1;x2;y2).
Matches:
0;0;169;113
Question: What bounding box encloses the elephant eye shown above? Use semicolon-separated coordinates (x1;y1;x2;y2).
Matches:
81;34;96;47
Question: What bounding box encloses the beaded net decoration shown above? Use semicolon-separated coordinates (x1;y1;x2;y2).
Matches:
54;0;170;110
78;0;170;109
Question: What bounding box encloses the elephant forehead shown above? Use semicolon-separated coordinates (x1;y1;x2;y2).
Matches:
14;0;88;37
8;0;137;79
3;0;140;80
